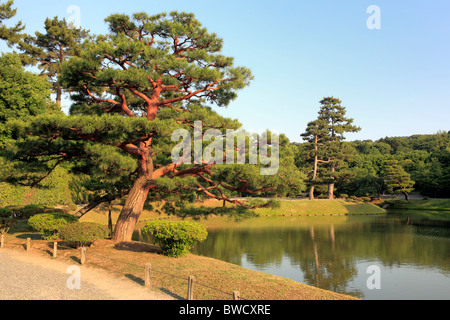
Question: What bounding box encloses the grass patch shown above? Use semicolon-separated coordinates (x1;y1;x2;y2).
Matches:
384;199;450;212
253;200;386;216
383;199;450;226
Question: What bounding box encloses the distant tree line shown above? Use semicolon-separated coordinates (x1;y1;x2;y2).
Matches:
295;129;450;199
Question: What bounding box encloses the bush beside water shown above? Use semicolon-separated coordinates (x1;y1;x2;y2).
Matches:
142;220;208;258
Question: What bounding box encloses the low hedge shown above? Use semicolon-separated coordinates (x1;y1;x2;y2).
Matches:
142;220;208;258
28;212;78;240
59;222;109;248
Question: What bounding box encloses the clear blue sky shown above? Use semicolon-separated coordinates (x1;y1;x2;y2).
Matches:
2;0;450;142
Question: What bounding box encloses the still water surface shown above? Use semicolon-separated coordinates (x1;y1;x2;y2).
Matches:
190;213;450;300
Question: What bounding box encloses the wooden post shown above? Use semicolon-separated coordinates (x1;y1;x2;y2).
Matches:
80;247;86;265
0;234;4;248
233;291;241;300
53;242;57;258
145;263;152;288
26;238;31;252
187;276;195;300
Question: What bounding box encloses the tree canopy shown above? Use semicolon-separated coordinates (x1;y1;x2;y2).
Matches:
0;0;24;45
6;11;303;242
383;160;415;200
0;53;54;148
18;16;90;105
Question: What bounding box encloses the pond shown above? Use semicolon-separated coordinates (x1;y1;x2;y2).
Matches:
189;213;450;300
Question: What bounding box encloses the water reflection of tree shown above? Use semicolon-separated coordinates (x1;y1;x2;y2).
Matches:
297;226;363;298
192;217;450;298
194;225;363;297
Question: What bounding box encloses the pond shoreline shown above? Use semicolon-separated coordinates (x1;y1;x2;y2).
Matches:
2;229;359;301
258;212;386;217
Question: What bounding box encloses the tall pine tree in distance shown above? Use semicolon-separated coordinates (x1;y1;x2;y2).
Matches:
19;17;89;106
302;97;360;200
0;0;24;45
318;97;361;199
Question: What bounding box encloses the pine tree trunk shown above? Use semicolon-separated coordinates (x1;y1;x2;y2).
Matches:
310;138;319;201
403;192;409;201
328;162;335;200
309;185;315;201
56;85;62;106
112;177;152;242
112;146;154;243
108;201;113;237
328;183;334;200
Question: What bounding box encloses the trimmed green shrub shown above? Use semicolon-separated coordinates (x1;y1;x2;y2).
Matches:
142;220;208;258
0;218;16;235
59;222;109;248
28;212;78;240
0;208;13;218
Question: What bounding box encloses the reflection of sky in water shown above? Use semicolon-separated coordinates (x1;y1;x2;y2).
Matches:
348;261;450;300
240;255;450;300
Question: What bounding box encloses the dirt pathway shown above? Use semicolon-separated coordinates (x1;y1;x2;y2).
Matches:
0;248;174;300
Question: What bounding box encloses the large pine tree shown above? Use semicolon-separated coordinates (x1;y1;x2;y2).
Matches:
317;97;360;199
302;97;360;200
7;11;299;242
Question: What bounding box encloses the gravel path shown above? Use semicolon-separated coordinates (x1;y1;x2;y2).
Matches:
0;249;174;300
